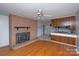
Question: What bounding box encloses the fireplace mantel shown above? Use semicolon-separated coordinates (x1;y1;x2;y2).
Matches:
14;26;31;30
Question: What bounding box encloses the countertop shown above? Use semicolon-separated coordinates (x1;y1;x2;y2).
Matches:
50;33;77;38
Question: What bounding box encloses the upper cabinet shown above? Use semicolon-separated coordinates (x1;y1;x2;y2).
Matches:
51;18;63;26
51;16;75;30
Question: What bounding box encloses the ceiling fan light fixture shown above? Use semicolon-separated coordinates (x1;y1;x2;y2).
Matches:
37;12;41;15
37;9;43;16
38;9;42;12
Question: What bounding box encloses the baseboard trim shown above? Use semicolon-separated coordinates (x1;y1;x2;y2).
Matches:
0;45;9;49
12;39;39;50
0;44;9;48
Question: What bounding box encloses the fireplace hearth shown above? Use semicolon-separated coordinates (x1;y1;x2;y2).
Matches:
16;32;30;44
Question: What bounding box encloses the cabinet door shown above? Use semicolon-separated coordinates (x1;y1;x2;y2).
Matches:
63;37;76;45
58;36;65;43
64;37;69;44
51;35;58;41
50;35;76;45
51;18;64;26
69;38;76;45
51;35;65;42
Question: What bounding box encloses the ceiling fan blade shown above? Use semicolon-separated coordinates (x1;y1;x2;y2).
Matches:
44;15;52;17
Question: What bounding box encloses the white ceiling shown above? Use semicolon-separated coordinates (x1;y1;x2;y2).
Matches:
0;3;79;21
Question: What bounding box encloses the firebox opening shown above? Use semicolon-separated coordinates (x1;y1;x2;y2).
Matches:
16;32;30;44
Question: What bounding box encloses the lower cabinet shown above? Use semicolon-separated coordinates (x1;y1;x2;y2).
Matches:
51;35;76;45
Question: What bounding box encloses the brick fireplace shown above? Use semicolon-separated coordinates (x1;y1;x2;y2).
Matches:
9;15;37;49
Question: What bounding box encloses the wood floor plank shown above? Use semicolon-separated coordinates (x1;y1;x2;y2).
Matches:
0;40;78;56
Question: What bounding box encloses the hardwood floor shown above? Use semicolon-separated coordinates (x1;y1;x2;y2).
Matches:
0;40;78;56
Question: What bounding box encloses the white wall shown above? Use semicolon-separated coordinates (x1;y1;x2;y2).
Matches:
0;15;9;47
37;20;43;37
37;20;55;37
44;22;55;35
76;11;79;53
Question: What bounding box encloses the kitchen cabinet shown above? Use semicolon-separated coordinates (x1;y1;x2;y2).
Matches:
51;35;76;45
51;18;64;27
51;16;75;30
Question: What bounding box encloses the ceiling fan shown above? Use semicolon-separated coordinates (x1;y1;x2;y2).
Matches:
37;9;43;17
36;9;52;19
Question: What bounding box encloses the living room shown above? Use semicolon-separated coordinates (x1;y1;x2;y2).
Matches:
0;3;79;56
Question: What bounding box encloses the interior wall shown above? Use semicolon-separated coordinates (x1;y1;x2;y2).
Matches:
44;21;55;35
9;15;37;47
44;21;50;35
0;15;9;47
37;20;55;37
37;20;43;37
76;11;79;53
